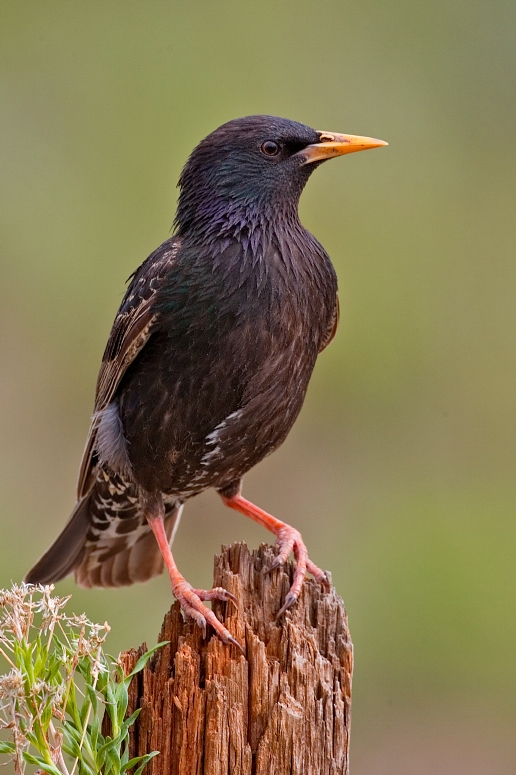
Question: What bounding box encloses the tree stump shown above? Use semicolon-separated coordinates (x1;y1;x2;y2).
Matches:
118;542;353;774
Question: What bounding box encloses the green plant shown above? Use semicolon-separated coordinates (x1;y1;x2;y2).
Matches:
0;583;164;775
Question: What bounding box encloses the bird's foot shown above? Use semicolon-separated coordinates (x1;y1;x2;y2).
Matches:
268;525;330;618
146;506;243;653
190;586;238;606
219;492;330;620
171;576;244;653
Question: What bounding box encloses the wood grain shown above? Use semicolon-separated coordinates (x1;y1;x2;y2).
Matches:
117;542;352;774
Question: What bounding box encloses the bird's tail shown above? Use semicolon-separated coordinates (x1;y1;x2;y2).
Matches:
25;496;91;585
74;499;182;589
25;482;182;589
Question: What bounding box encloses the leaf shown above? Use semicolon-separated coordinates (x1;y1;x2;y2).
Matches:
66;679;83;730
86;682;99;717
80;695;92;727
120;746;129;768
62;736;82;759
105;745;121;773
102;683;118;738
25;730;40;748
115;680;129;725
95;732;123;761
89;712;100;757
47;653;62;683
62;721;84;759
0;741;16;754
22;752;63;775
132;751;160;775
121;708;141;733
75;758;97;775
33;637;48;677
124;642;168;681
41;701;53;728
63;720;83;743
96;666;109;694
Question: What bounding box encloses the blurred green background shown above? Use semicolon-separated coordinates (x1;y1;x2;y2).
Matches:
1;1;515;772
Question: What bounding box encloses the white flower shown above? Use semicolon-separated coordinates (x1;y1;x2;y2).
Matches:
0;668;24;700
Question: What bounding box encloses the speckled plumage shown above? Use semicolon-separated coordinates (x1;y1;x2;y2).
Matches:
26;116;385;642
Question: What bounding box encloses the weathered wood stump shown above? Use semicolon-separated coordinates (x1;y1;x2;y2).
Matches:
119;542;353;774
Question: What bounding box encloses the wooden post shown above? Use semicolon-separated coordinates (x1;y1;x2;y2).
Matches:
118;542;353;774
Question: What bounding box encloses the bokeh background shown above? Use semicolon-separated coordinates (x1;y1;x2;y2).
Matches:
1;1;515;772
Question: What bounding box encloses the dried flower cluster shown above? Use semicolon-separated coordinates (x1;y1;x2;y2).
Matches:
0;583;163;775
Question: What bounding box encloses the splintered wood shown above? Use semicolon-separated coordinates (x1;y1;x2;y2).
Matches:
119;542;352;775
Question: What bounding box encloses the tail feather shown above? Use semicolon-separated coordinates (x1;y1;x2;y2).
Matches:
74;504;182;588
25;472;183;589
25;497;91;585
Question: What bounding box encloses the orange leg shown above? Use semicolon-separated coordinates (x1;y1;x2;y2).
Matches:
220;491;330;617
146;497;243;653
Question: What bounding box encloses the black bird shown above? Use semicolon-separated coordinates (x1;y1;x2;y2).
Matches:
26;116;386;649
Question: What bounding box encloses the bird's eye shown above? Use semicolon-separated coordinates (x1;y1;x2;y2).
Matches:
261;140;280;156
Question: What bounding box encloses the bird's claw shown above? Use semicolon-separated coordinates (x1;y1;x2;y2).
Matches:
276;591;297;620
306;561;331;592
263;555;284;574
223;633;246;655
172;581;243;653
268;526;329;619
220;494;329;625
191;586;238;608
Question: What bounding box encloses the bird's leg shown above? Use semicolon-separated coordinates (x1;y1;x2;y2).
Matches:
218;485;330;618
144;494;243;653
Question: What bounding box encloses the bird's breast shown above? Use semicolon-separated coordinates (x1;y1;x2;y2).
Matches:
118;238;337;493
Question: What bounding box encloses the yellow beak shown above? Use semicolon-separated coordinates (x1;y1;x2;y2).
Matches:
299;131;388;164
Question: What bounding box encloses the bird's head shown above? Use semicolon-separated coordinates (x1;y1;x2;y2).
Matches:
175;115;386;242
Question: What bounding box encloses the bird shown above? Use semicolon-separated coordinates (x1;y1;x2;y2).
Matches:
26;115;387;650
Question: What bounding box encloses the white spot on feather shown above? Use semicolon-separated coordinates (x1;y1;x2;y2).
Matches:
95;403;132;476
204;409;243;446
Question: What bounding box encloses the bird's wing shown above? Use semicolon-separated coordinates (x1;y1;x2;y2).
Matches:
77;238;181;499
319;294;340;352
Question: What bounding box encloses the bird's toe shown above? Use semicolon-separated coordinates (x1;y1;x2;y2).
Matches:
306;560;331;592
191;586;238;608
273;528;329;619
174;584;243;652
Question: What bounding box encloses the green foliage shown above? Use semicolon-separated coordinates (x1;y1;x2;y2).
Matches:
0;584;164;775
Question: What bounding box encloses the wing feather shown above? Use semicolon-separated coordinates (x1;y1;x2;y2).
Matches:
319;294;340;352
77;238;180;498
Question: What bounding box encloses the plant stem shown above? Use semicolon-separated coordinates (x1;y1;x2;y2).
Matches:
49;721;70;775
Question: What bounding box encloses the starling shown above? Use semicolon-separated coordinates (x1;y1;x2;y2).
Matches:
26;116;386;649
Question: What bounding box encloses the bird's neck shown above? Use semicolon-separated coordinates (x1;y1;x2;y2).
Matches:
175;190;303;259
